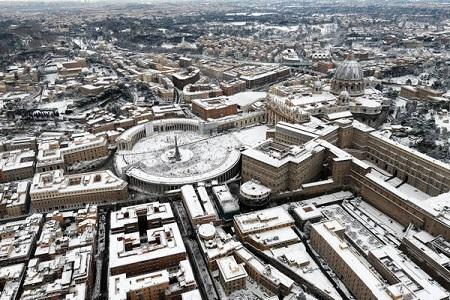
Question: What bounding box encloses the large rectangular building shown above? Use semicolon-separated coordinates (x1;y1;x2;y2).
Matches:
224;65;290;89
244;118;450;240
0;150;35;183
241;140;325;193
30;169;128;212
36;133;108;172
191;97;237;120
181;185;218;227
233;206;294;241
109;259;197;300
110;202;174;234
310;220;406;300
109;223;186;276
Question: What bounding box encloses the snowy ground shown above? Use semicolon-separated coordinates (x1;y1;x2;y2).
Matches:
128;130;241;178
389;75;420;86
67;155;109;173
433;112;450;133
122;125;268;179
394;97;407;109
43;73;58;85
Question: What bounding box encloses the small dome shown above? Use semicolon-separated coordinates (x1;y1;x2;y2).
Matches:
335;60;363;81
339;90;350;98
198;223;216;240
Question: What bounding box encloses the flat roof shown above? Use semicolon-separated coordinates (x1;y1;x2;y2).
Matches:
242;139;324;168
217;256;247;282
370;245;448;299
109;223;186;270
234;206;294;235
311;220;391;300
181;185;217;221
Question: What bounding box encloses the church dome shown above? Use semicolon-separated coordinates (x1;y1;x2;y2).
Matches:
339;90;350;98
335;60;363;81
331;58;365;96
314;80;322;88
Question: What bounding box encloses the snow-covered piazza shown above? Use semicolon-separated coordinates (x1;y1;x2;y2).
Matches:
115;129;241;193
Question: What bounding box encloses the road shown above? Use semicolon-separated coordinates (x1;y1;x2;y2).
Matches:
172;200;220;300
93;210;108;300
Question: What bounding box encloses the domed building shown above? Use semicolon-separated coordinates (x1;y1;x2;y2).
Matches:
239;180;271;207
331;59;365;97
266;57;391;128
337;90;350;106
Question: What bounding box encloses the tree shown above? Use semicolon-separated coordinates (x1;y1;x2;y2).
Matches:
375;83;384;92
432;80;443;90
386;89;399;99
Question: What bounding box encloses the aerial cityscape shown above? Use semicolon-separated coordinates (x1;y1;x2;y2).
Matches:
0;0;449;299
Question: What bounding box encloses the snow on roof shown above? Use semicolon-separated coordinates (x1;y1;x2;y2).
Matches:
240;180;271;198
30;169;126;196
326;110;353;120
231;125;269;148
248;227;299;248
311;221;392;300
276;120;339;138
242;139;324;168
418;192;450;227
369;245;449;299
110;202;173;233
181;289;202;300
226;91;267;107
265;243;342;300
181;185;217;221
404;231;450;267
217;256;247;282
235;246;294;289
234;206;294;235
293;204;323;221
285;91;336;107
109;223;186;269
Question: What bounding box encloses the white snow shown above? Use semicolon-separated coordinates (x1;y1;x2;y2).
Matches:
231;125;268;147
226;91;267;108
